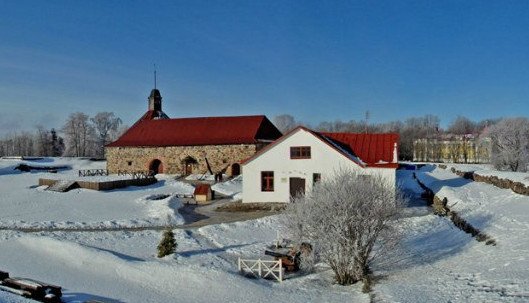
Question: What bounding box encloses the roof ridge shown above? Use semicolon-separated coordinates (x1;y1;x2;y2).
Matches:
163;114;266;120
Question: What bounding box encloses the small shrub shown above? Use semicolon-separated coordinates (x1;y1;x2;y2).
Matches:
157;227;177;258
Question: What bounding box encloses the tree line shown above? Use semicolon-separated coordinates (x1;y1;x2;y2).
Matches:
273;114;529;172
2;111;527;172
0;112;125;159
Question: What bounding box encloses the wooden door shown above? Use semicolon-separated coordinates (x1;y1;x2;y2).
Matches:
231;163;241;176
289;177;305;198
185;163;193;175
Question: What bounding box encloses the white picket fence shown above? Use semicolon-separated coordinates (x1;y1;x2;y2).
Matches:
238;258;283;282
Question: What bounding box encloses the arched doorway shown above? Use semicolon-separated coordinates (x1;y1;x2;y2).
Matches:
231;163;241;176
149;159;163;175
182;156;198;175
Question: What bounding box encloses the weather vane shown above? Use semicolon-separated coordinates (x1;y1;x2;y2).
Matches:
154;64;157;89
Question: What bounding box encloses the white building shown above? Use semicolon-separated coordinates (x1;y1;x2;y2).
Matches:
242;127;399;203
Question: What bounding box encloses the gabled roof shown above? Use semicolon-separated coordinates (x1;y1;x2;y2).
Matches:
320;132;399;168
242;126;399;169
107;114;282;147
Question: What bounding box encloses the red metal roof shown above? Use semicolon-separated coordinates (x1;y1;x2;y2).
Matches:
107;114;282;147
242;127;398;169
320;132;399;168
194;184;211;195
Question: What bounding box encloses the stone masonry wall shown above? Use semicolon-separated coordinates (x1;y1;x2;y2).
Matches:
106;144;264;175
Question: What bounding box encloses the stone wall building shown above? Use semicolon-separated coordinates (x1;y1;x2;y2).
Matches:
106;89;282;175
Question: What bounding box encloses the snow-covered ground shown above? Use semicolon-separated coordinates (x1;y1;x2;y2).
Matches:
1;159;529;302
211;175;242;200
185;172;227;181
0;158;193;229
436;162;529;187
0;218;369;303
379;167;529;302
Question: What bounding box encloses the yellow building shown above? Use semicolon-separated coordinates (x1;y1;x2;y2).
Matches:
413;136;490;163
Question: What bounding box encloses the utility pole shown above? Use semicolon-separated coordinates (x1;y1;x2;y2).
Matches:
364;111;370;134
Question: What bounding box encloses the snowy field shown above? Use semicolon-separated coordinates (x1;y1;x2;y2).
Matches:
0;158;194;229
1;159;529;302
377;167;529;302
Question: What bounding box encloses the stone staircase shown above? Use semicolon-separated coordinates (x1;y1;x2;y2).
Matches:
46;180;79;192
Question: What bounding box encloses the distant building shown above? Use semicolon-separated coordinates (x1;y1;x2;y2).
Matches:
242;126;398;203
413;134;491;163
106;89;282;175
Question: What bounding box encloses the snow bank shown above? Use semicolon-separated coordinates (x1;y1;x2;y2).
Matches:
436;163;529;187
185;173;214;181
416;168;529;237
165;179;195;196
437;163;529;193
0;224;368;303
473;169;529;187
211;175;242;198
137;194;184;225
381;168;529;302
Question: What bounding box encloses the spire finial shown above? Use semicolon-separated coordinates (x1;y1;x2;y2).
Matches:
154;64;157;89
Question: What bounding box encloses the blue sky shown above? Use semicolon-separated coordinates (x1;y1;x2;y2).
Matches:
2;0;529;134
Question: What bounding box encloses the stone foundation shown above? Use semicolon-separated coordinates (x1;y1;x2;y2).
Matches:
106;144;265;175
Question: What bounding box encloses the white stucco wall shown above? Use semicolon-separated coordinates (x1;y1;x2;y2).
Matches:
242;128;396;203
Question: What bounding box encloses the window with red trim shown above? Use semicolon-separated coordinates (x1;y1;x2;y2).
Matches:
290;146;311;159
261;171;274;191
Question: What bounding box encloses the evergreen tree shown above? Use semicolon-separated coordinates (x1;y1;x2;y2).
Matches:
157;228;177;258
51;128;65;156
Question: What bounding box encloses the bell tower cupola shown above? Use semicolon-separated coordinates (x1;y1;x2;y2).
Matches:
148;89;162;111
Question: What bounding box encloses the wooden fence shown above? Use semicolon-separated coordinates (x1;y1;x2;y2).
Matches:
117;170;154;179
238;258;283;282
78;169;109;177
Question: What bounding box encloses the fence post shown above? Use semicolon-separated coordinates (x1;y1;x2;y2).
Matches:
238;257;241;272
258;259;262;277
278;260;283;282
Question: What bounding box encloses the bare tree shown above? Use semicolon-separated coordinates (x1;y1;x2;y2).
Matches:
313;115;440;161
284;169;404;285
448;116;475;135
273;114;298;134
489;117;529;172
34;125;52;156
62;112;96;157
0;132;34;157
90;112;122;158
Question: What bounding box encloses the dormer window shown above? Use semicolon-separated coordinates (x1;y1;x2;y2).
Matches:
290;146;311;159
